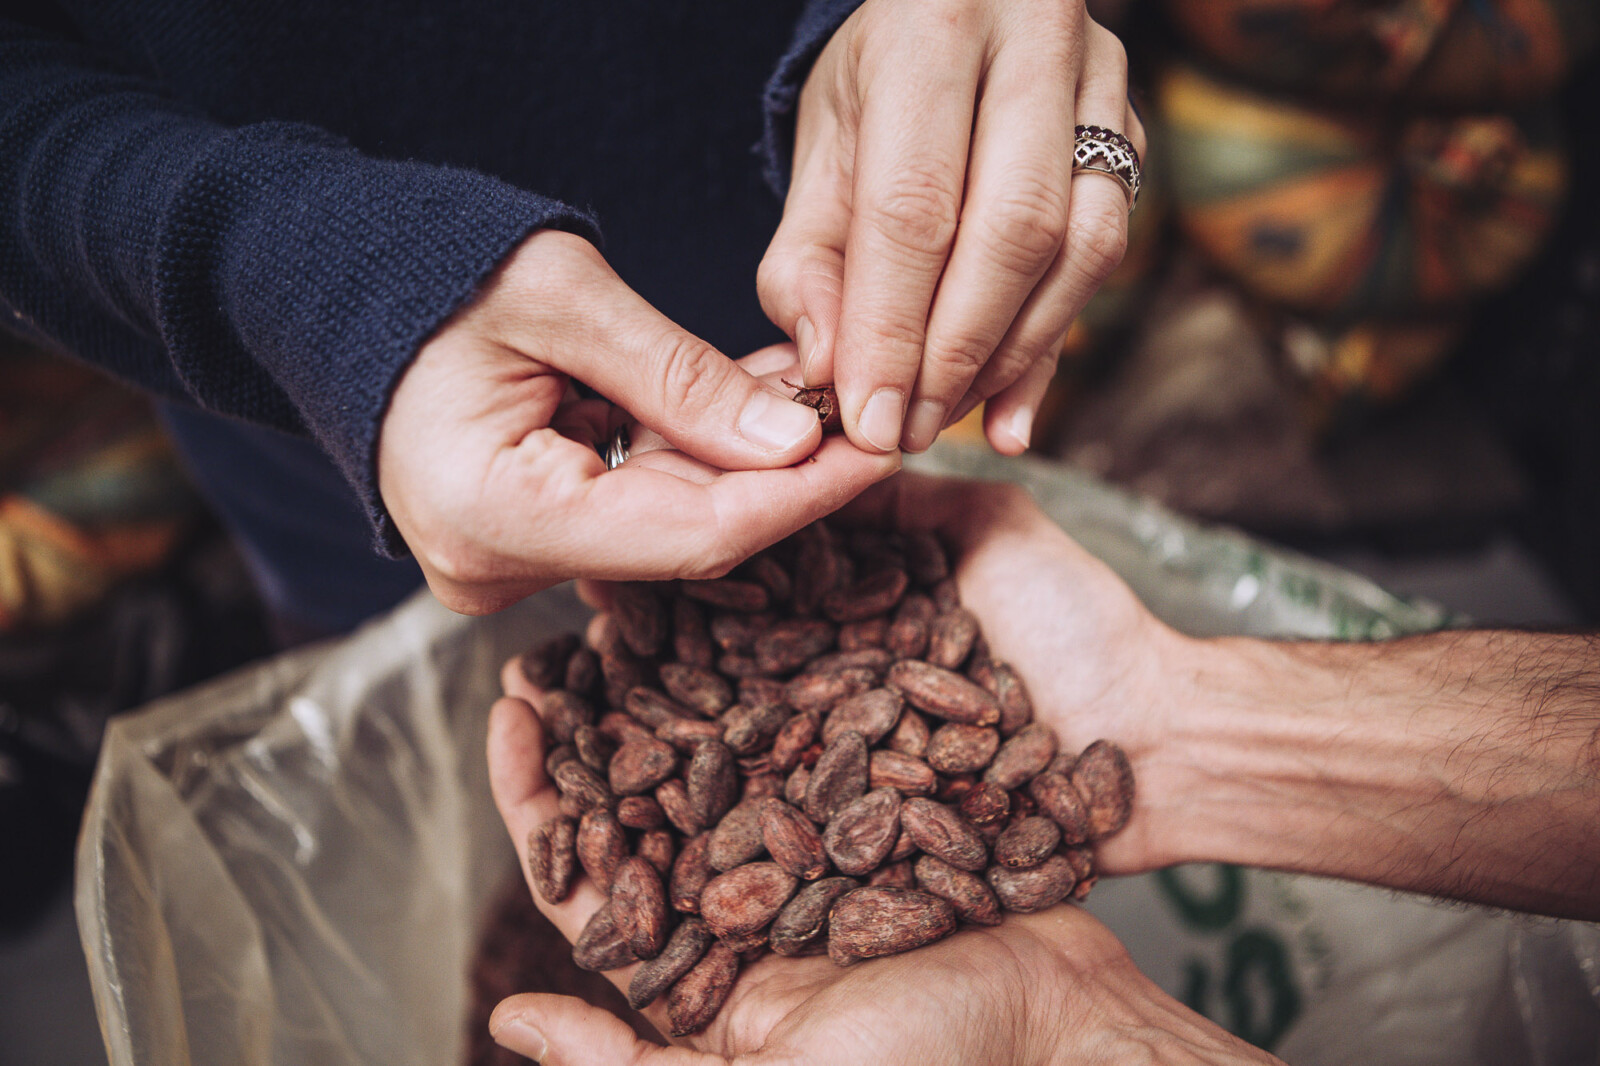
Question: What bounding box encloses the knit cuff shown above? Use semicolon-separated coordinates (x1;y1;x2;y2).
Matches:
759;0;869;198
154;123;601;557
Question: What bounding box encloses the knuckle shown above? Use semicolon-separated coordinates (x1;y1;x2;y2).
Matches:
1091;23;1129;79
927;330;996;378
1065;199;1129;282
866;166;962;261
979;177;1069;275
654;332;731;417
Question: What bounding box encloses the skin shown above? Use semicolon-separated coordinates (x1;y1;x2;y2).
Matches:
759;0;1145;457
377;247;900;616
487;473;1600;1061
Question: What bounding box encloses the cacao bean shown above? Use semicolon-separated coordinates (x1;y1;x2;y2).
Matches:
611;855;669;958
994;816;1061;868
527;816;577;904
770;876;858;956
613;583;668;657
667;942;739;1036
886;593;935;660
886;660;1001;726
754;618;836;675
637;828;676;876
553;760;613;813
823;568;910;623
760;797;829;880
629;916;714;1010
673;597;716;669
822;787;902;876
656;778;702;837
822;688;904;747
576;806;629;891
984;722;1057;790
925;608;979;670
803;730;869;824
868;749;937;796
899;797;988;872
914;855;1002;926
1028;771;1091;845
661;663;734;717
957;781;1010;826
925;722;1000;774
681;578;770;613
1070;740;1135;839
521;634;578;689
986;854;1076;913
707;798;769;872
618;794;666;830
686;740;739;828
540;690;595;744
670;833;715;913
828;887;956;965
699;862;798;940
572;902;638;972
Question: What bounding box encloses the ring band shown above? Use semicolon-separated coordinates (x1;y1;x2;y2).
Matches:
1072;124;1141;211
602;424;631;470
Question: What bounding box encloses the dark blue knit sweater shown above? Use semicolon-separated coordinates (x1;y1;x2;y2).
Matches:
0;0;862;551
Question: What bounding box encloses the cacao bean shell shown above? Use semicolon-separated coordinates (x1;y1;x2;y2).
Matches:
827;887;956;965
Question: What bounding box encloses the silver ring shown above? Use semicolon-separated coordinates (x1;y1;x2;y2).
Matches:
602;424;631;470
1072;124;1141;212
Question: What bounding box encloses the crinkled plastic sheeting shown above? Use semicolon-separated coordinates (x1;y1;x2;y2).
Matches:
76;447;1600;1065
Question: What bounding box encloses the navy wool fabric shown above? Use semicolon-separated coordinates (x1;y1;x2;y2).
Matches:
0;0;864;560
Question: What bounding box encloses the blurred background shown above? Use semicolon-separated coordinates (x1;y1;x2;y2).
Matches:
3;0;1597;1062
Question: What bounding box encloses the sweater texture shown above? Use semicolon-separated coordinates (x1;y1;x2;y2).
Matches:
1;0;864;553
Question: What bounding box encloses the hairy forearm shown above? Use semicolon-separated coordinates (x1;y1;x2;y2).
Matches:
1147;629;1600;919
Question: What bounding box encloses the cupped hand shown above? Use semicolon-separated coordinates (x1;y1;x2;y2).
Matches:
484;688;1273;1066
376;231;900;615
840;473;1192;875
759;0;1144;456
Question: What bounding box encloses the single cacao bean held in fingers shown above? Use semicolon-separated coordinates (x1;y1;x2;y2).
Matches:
1070;739;1136;839
611;856;670;959
699;862;798;941
527;816;577;904
629;916;714;1010
914;854;1003;926
900;797;988;872
886;660;1001;726
760;798;829;880
804;731;869;824
667;941;740;1036
987;854;1077;913
828;887;956;965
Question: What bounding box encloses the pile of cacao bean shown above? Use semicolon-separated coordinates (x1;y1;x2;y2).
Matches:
519;521;1134;1037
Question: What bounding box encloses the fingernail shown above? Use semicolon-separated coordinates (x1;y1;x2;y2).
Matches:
740;388;819;451
1006;406;1034;451
902;399;945;454
795;316;817;380
491;1018;548;1062
858;388;906;452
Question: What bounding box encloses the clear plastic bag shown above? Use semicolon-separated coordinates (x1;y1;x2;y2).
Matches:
76;448;1599;1065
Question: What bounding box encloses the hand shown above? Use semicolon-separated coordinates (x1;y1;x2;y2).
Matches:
759;0;1144;456
841;473;1187;876
377;231;900;615
484;688;1276;1065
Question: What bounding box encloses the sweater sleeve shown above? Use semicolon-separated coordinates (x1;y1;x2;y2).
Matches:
0;18;601;555
759;0;869;197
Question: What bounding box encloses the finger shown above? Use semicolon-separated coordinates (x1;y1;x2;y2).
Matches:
902;13;1082;453
434;433;900;613
490;994;715;1066
965;23;1132;451
757;113;851;385
980;346;1060;455
505;236;822;471
833;25;984;452
485;697;611;944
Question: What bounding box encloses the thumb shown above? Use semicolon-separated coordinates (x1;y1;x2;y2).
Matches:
489;994;720;1066
549;281;823;472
